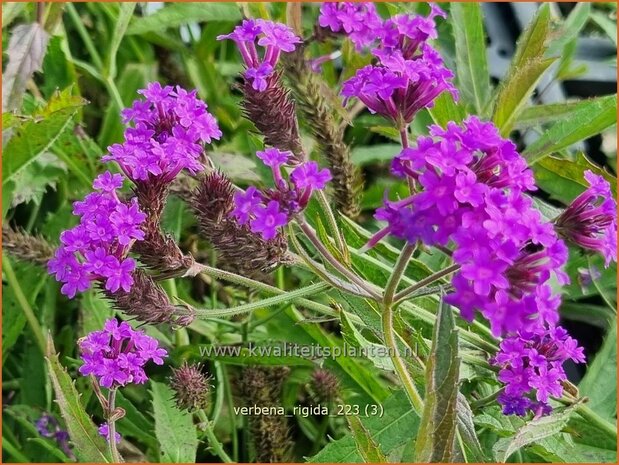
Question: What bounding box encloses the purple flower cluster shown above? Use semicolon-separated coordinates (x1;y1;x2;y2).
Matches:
35;414;74;459
231;148;332;239
98;423;121;444
338;5;456;125
493;326;585;416
217;19;301;92
104;82;222;183
555;170;617;267
318;2;383;50
373;117;567;336
79;319;167;388
48;172;146;298
370;116;588;414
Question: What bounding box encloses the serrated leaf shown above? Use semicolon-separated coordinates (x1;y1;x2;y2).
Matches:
2;89;86;194
524;95;617;163
578;322;617;420
493;403;581;462
450;3;491;114
340;311;394;371
347;415;388;463
533;153;617;204
127;3;241;35
415;297;460;462
46;336;111;463
2;23;50;111
492;57;556;135
456;393;487;462
150;381;198;463
510;4;552;72
309;390;420;462
6;152;67;209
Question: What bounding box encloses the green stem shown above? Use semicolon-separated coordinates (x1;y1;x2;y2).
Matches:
382;301;424;414
197;409;234;463
66;4;103;69
383;242;416;305
221;366;239;462
575;403;617;439
193;283;330;318
2;254;46;353
107;389;122;463
394;264;460;303
315;190;347;260
470;388;503;410
296;218;380;299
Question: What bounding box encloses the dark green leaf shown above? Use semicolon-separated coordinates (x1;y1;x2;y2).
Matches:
127;3;241;35
578;323;616;419
46;336;111;462
150;381;198;463
415;297;459;462
450;3;491;114
346;415;388;463
533;153;617;204
524;95;617;163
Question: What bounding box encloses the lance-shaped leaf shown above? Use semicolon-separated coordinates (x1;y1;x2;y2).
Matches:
493;402;582;462
524;94;617;163
515;96;616;129
45;336;111;462
2;23;50;112
491;4;554;135
450;3;491;115
415;297;460;462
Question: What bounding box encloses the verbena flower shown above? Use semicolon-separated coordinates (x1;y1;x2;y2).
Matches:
370;117;567;336
341;44;457;126
318;2;383;50
79;318;167;388
555;170;617;267
98;423;121;444
230;149;332;240
104;82;222;183
492;326;585;415
217;19;301;92
48;173;146;298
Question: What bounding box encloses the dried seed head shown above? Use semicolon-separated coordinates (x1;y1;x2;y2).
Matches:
309;368;340;403
3;226;55;264
283;48;363;219
242;72;306;165
170;362;211;411
132;179;195;277
237;366;292;463
105;270;195;327
191;171;290;278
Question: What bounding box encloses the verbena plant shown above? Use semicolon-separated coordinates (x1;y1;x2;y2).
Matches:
2;2;617;463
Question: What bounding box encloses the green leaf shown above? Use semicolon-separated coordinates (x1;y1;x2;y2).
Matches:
524;95;617;163
510;4;552;72
115;391;158;448
210;151;260;183
456;394;487;462
590;11;617;46
492;57;556;135
428;92;467;128
515;96;615;129
533;153;617;204
46;336;111;462
2;23;50;111
127;3;241;35
578;322;617;420
546;3;592;57
351;143;401;167
309;390;420;462
150;381;198;463
105;3;137;80
346;415;388;463
493;403;580;462
340;310;394;371
450;3;491;114
415;297;460;462
2;88;86;196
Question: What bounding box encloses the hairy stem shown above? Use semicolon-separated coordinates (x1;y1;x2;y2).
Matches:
395;264;461;303
383;242;417;305
197;409;234;463
107;389;122;463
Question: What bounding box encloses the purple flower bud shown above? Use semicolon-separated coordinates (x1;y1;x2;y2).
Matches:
98;423;121;444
